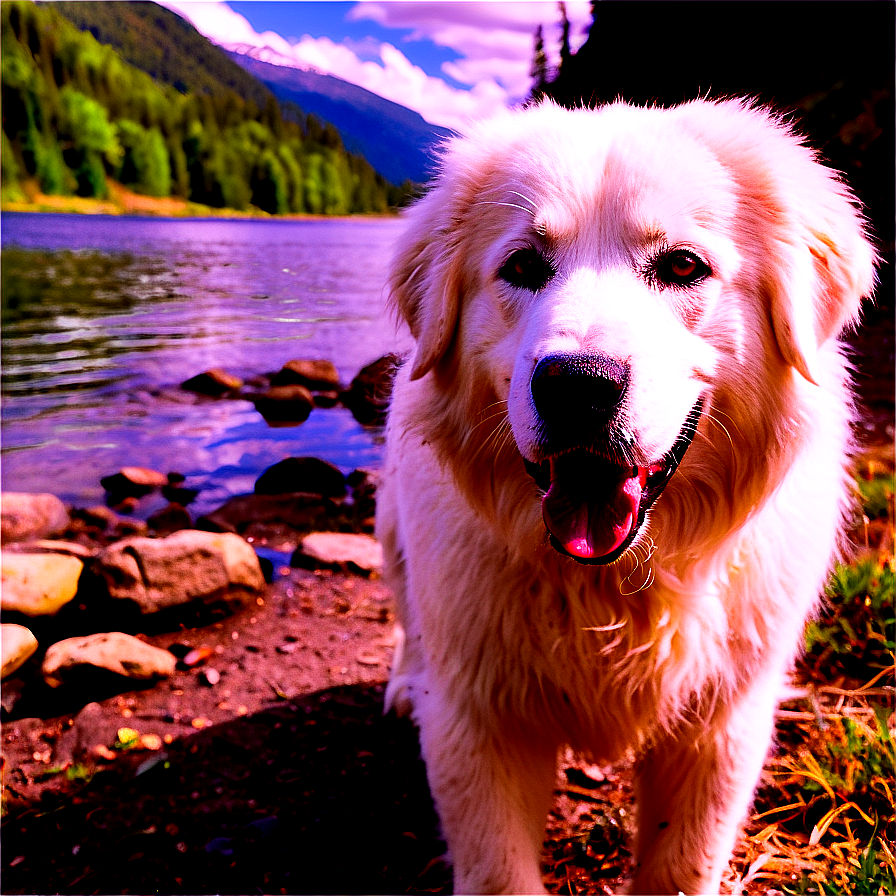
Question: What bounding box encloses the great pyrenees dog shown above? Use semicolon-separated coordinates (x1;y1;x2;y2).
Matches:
376;99;875;895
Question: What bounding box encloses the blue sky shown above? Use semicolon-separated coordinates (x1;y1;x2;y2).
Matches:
160;2;593;128
228;1;468;88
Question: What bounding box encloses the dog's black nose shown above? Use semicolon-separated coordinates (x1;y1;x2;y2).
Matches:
530;352;629;425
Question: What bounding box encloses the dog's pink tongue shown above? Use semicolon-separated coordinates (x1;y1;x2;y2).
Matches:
542;453;644;560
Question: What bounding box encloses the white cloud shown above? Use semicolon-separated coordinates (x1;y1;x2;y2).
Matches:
157;1;592;130
352;1;592;73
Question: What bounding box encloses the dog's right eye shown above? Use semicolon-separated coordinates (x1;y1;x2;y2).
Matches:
498;249;555;291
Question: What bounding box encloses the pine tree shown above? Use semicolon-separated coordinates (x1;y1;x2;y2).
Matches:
559;2;572;72
530;25;548;101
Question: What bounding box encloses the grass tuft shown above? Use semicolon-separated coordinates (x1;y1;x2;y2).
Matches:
729;468;895;895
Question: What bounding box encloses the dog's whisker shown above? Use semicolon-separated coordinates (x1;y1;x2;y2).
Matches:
706;406;744;443
583;621;627;633
478;200;536;217
505;190;539;212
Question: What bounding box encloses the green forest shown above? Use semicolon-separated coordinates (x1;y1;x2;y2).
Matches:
1;1;412;215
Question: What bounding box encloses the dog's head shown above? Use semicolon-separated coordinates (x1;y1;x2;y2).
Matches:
391;100;875;565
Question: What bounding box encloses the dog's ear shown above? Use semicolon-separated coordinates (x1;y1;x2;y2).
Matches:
390;192;464;381
767;168;876;384
677;100;876;384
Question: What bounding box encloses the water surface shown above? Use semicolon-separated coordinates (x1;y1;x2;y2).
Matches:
1;212;411;517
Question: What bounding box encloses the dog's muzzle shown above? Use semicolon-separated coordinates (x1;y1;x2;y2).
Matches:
524;351;703;565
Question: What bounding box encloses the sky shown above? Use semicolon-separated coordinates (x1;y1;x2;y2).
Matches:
157;1;593;130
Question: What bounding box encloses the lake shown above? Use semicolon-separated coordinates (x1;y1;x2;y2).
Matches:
1;212;412;518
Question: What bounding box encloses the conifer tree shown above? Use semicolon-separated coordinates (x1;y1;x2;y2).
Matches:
559;2;572;71
530;25;548;101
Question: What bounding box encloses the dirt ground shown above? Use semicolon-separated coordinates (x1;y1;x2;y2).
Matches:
1;564;636;895
1;301;892;896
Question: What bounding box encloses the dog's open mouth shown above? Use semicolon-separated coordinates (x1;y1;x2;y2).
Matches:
524;399;704;564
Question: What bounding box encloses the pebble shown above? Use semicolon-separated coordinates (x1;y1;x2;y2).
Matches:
200;668;221;686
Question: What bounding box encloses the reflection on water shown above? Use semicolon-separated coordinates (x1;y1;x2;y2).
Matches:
1;213;411;515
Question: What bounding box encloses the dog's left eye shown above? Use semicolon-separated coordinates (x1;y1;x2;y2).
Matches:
498;249;555;291
653;250;711;288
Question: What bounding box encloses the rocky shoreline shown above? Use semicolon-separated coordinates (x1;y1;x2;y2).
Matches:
0;346;463;894
1;354;399;710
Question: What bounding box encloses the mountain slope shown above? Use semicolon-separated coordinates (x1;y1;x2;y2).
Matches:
228;51;453;185
45;1;275;109
3;1;406;213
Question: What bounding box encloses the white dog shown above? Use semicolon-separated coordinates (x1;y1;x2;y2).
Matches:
376;99;875;895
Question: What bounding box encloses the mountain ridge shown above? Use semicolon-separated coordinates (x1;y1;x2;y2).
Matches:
226;50;453;186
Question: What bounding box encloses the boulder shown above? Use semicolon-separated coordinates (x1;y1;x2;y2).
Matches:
252;384;314;424
1;624;39;679
100;466;169;498
1;493;70;544
197;492;333;537
92;530;265;614
181;368;244;395
292;532;383;575
255;457;346;498
340;354;400;425
1;551;83;616
41;632;177;688
270;359;342;391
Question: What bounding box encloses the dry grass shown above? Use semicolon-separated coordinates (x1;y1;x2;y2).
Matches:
727;465;895;895
540;465;894;895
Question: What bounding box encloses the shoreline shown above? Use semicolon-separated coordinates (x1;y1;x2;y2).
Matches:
0;179;400;222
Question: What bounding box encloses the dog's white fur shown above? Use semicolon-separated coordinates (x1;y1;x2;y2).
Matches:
377;100;875;895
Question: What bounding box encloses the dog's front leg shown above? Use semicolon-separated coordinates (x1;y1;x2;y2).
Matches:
415;694;558;895
631;668;783;894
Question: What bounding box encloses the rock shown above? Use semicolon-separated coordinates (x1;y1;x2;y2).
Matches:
1;551;83;616
347;468;379;489
292;532;383;575
181;368;244;395
1;624;39;679
311;391;341;409
252;384;314;423
74;504;122;534
1;493;70;544
340;354;400;425
348;469;379;527
53;701;108;764
255;457;346;498
100;466;169;498
197;493;333;537
161;484;199;505
270;359;342;391
0;677;25;714
11;540;96;559
93;530;265;614
41;632;177;688
199;668;220;687
71;506;148;540
147;502;193;535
